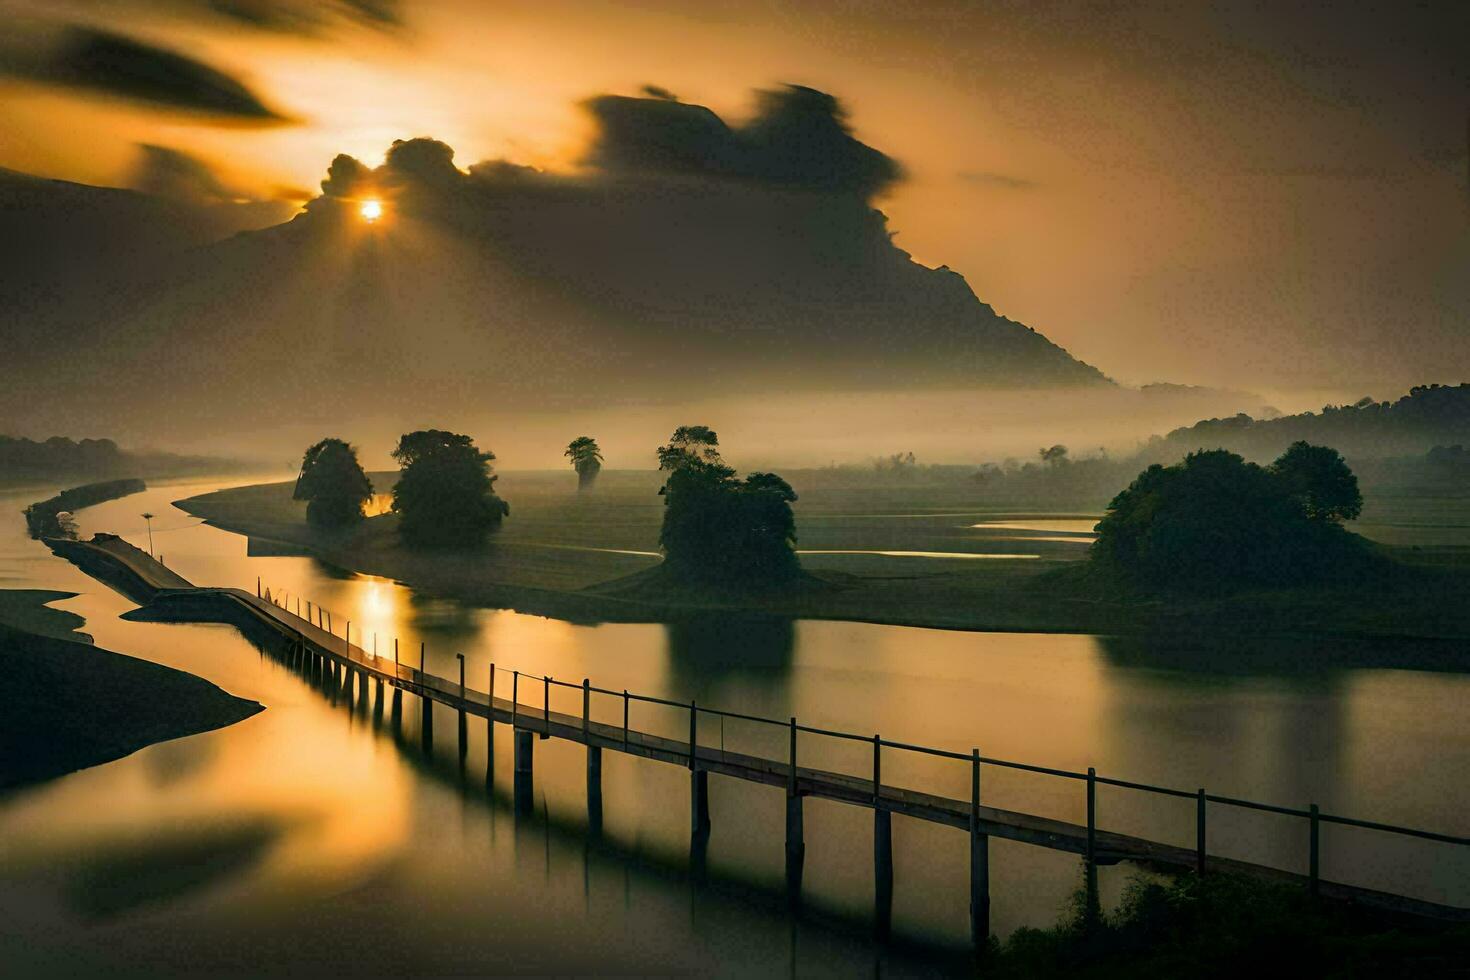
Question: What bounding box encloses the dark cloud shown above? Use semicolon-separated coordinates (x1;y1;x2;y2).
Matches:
583;84;902;199
381;137;461;188
4;26;288;122
201;0;404;35
958;171;1037;190
319;153;372;198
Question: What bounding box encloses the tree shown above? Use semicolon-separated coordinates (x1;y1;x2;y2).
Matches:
390;429;508;547
1039;444;1069;465
294;438;373;528
564;436;604;492
657;425;722;471
656;426;801;587
1090;448;1372;593
1271;441;1362;522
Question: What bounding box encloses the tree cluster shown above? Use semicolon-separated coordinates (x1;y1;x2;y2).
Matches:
1091;442;1368;593
657;426;801;588
294;438;373;528
390;430;508;547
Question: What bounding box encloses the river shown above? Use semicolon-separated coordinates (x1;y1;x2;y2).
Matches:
1;478;1466;975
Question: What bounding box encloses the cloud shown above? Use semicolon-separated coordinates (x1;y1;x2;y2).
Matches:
958;170;1037;190
1;26;289;122
582;84;902;199
178;0;405;36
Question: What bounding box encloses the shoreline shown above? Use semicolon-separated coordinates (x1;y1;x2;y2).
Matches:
0;618;264;792
176;480;1470;649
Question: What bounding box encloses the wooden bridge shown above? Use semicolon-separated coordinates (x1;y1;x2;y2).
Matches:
46;533;1470;941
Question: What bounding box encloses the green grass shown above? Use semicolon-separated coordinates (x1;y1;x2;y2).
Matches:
174;474;1470;645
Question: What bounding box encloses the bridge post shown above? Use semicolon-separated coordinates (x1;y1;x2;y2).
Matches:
541;676;550;739
512;671;519;730
1309;803;1320;896
457;653;465;691
421;696;434;753
587;744;603;835
1084;766;1099;927
689;701;698;771
874;734;892;922
1196;788;1207;875
513;729;534;814
486;664;497;788
971;748;990;945
786;716;803;860
691;769;710;838
785;793;805;887
582;679;590;739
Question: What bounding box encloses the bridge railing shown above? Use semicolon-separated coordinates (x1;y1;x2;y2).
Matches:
253;579;1470;902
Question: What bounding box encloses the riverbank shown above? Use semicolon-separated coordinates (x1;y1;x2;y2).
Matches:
22;477;147;538
0;590;263;791
176;477;1470;646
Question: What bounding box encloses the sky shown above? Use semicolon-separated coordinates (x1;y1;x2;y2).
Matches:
0;0;1465;394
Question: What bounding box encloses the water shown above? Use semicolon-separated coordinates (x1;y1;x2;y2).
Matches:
1;478;1467;975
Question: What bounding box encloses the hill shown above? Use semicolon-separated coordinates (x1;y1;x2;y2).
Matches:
1154;384;1470;461
0;86;1108;437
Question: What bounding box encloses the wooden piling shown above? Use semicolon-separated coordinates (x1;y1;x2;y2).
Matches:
514;729;533;774
691;768;711;837
1196;788;1207;875
971;748;990;943
875;808;893;903
785;792;805;860
1310;803;1320;896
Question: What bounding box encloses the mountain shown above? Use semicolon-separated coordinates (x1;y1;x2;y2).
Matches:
0;88;1109;437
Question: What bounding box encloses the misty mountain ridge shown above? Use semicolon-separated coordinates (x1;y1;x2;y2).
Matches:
1155;384;1470;461
1;86;1115;433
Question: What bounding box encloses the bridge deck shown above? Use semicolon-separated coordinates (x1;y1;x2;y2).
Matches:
48;533;1470;923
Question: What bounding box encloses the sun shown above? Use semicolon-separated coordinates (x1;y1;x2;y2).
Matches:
359;199;383;222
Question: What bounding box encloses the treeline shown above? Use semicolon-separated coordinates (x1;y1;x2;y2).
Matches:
293;426;800;589
23;478;147;539
1151;383;1470;461
0;435;240;486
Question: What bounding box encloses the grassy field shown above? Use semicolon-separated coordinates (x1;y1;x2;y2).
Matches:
175;471;1470;644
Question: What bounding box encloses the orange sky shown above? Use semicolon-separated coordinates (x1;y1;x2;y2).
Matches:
0;0;1464;393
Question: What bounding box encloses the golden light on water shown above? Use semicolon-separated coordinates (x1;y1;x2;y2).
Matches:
359;199;383;222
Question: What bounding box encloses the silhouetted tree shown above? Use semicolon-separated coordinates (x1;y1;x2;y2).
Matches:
293;438;373;528
657;425;721;470
1091;448;1374;593
657;426;800;587
1271;441;1362;522
564;436;604;492
390;429;508;547
1039;444;1069;465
